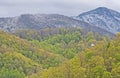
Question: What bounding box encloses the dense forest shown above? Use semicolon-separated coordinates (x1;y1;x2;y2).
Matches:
0;28;120;78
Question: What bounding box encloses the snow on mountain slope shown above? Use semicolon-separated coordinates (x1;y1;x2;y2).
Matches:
75;7;120;34
0;13;115;36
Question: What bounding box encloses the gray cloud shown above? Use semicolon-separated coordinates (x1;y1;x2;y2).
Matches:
0;0;120;17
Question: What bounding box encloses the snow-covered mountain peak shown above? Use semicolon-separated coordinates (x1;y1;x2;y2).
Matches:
75;7;120;34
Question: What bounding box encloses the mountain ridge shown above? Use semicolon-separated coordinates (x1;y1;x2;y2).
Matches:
0;13;114;36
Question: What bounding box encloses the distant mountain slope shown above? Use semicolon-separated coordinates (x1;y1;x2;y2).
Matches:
75;7;120;34
0;14;114;36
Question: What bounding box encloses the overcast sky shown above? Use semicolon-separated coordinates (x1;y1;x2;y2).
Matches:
0;0;120;17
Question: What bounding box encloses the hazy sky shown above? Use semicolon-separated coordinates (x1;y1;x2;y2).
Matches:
0;0;120;17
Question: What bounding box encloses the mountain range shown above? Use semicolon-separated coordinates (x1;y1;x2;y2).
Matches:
0;7;120;78
0;7;120;36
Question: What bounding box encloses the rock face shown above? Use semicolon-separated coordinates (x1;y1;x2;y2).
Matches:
75;7;120;34
0;13;114;36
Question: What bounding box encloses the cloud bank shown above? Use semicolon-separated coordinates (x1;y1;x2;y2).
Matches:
0;0;120;17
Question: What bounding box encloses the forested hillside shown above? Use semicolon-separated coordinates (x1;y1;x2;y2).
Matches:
29;31;120;78
0;30;66;78
14;28;109;59
0;28;119;78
